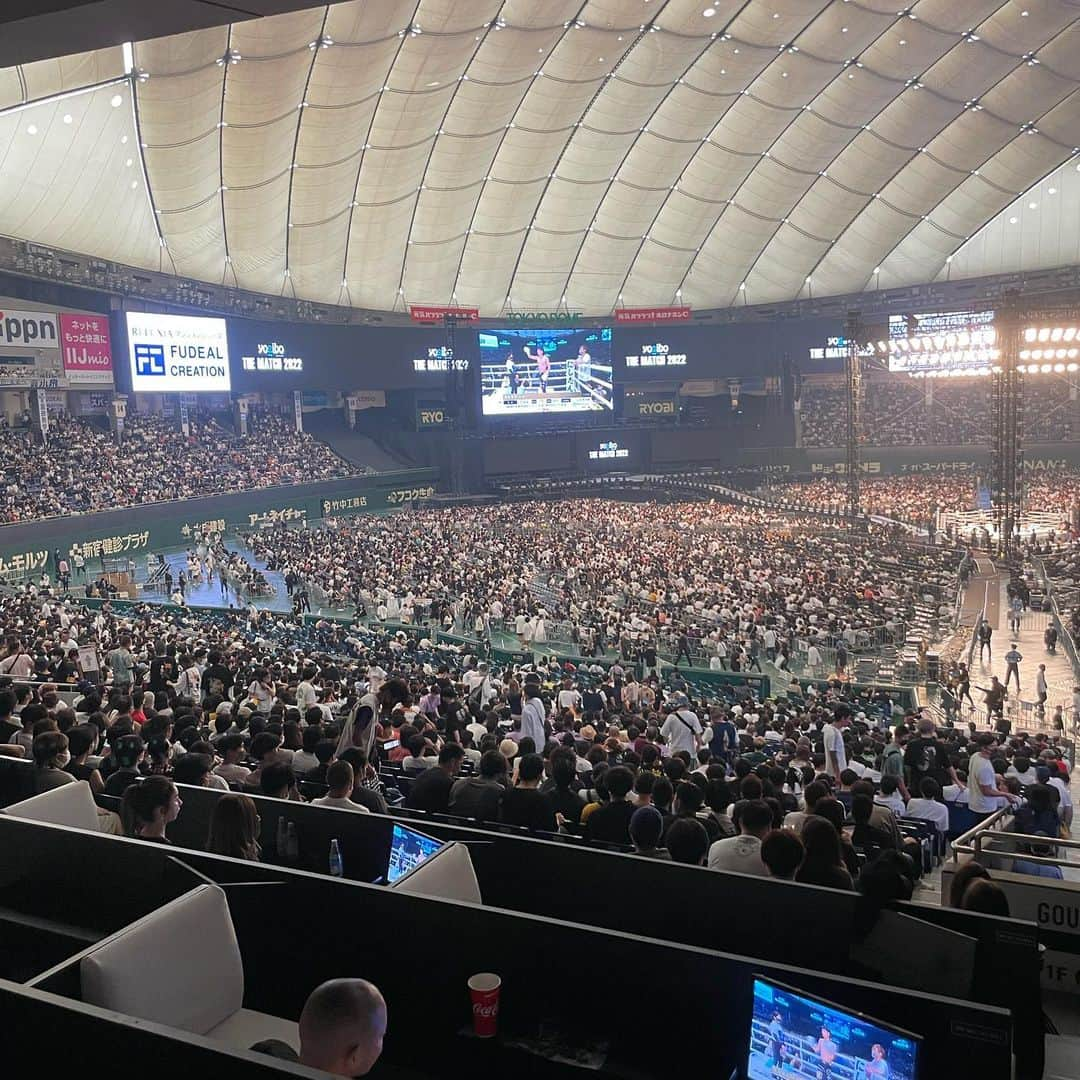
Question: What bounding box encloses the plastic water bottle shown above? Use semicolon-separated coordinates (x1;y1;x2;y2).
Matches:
329;838;344;878
286;822;299;861
276;816;288;858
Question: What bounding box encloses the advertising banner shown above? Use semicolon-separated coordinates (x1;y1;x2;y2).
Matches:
625;392;677;419
126;312;231;393
0;307;59;348
409;305;479;324
416;404;451;429
614;306;691;324
59;313;113;384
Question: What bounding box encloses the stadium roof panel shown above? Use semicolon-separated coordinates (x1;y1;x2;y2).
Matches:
0;0;1077;316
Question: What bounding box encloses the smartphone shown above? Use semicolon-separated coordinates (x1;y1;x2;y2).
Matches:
382;739;400;751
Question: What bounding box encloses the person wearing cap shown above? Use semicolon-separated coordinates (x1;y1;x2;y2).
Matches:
661;697;702;757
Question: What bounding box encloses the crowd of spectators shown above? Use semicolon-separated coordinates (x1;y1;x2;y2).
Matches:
0;584;1070;901
0;410;357;523
245;500;959;671
799;375;1079;448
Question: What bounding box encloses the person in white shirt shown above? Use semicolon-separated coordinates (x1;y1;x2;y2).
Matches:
822;712;849;779
904;778;950;834
707;799;772;876
873;775;906;818
1005;756;1038;786
967;734;1021;816
312;761;370;813
296;668;319;713
521;685;547;751
556;677;582;714
660;702;703;756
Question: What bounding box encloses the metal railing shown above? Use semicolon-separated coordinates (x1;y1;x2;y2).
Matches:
951;805;1079;874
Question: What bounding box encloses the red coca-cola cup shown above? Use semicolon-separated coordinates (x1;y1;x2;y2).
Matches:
468;972;501;1038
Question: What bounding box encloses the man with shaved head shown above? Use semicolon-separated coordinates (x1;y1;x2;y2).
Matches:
252;978;387;1077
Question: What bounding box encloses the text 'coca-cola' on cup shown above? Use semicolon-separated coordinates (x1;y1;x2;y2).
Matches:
467;972;501;1038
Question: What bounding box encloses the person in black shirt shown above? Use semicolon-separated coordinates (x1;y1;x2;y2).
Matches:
103;733;145;796
203;650;234;700
65;724;105;793
543;747;583;828
500;753;556;831
406;743;465;813
449;749;506;822
148;644;178;695
0;688;17;745
584;765;635;845
334;748;389;814
902;718;956;791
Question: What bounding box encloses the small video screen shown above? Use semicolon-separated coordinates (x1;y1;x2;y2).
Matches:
478;326;614;416
386;823;443;884
747;977;920;1080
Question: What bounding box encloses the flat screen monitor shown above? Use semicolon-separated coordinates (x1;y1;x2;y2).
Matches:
125;311;231;393
478;326;613;416
747;976;920;1080
386;822;443;885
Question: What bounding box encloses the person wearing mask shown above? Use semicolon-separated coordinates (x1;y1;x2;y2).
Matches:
207;793;262;861
707;798;772;876
406;743;465;813
500;753;556;831
121;776;182;842
313;761;370;813
31;731;75;793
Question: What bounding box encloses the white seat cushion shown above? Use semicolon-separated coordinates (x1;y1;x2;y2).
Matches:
81;884;244;1035
208;1008;299;1052
2;780;99;832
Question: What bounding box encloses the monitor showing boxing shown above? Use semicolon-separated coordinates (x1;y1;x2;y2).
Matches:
747;976;920;1080
478;326;614;416
386;822;444;885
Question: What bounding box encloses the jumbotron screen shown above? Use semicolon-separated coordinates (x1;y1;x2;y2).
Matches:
478;327;613;416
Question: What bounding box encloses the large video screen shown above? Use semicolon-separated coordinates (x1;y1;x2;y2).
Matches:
478;327;613;416
127;312;231;393
748;977;920;1080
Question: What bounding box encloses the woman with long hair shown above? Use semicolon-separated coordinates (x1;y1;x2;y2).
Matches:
795;817;854;890
121;776;182;843
207;793;262;861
